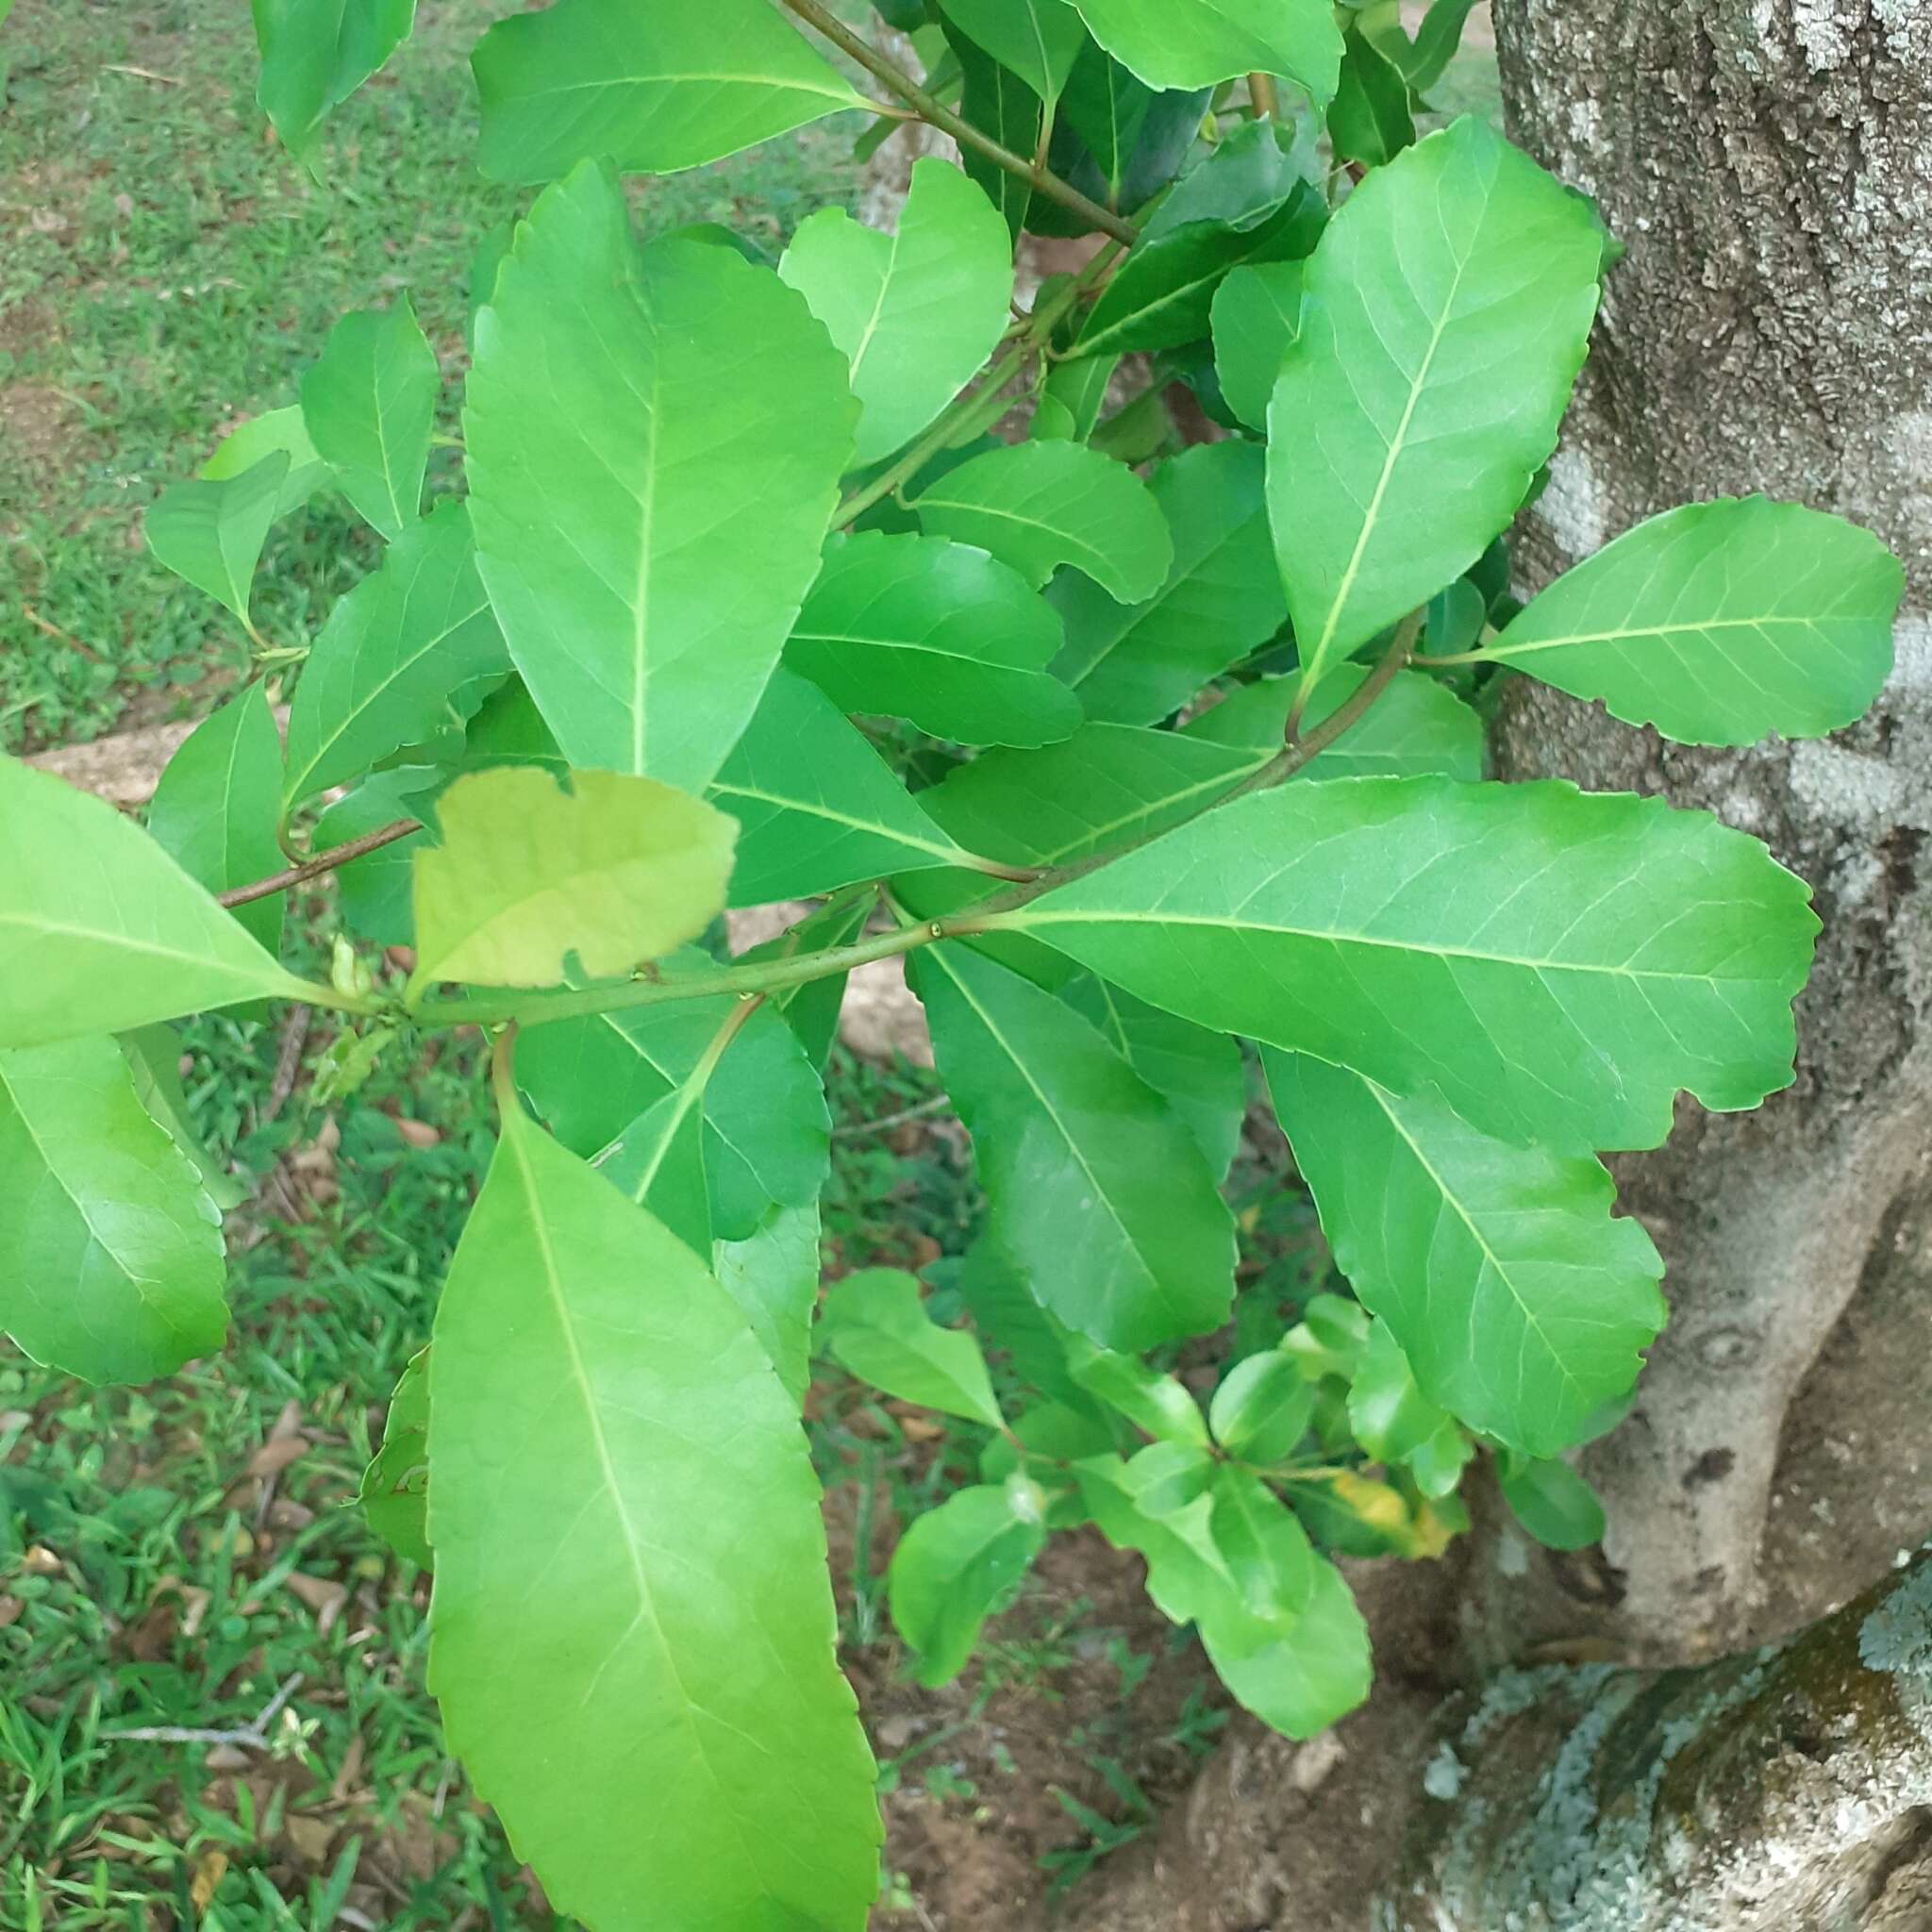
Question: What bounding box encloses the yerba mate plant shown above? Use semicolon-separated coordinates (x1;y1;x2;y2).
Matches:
0;0;1904;1923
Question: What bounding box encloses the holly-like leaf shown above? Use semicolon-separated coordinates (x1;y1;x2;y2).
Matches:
911;441;1173;603
0;758;309;1049
406;769;735;1001
426;1105;880;1932
145;453;289;625
1475;497;1902;747
1051;441;1285;725
1068;0;1341;100
1001;776;1819;1155
787;533;1081;749
780;157;1012;466
283;502;510;808
358;1349;430;1569
710;666;980;905
466;163;857;791
1268;1052;1665;1457
472;0;865;184
818;1267;1006;1428
146;684;288;955
1269;117;1604;702
300;297;438;540
888;1481;1046;1686
0;1035;225;1385
912;941;1236;1352
934;0;1085;103
1209;258;1303;431
252;0;416;158
201;406;326;517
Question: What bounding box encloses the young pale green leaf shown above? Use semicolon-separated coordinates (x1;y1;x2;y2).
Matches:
427;1107;880;1932
358;1349;430;1570
0;758;310;1049
1075;125;1325;360
406;768;734;1001
935;0;1085;103
780;158;1012;467
252;0;416;158
1328;25;1415;168
466;163;857;791
1477;498;1902;746
787;532;1081;749
1064;1339;1208;1447
145;453;289;625
1208;1353;1315;1466
472;0;865;183
889;1482;1046;1686
711;666;980;905
819;1267;1006;1428
715;1201;822;1407
201;406;326;517
146;685;287;956
0;1035;225;1386
1269;117;1604;700
1003;776;1819;1155
1500;1457;1607;1552
1207;1543;1372;1740
1268;1052;1665;1457
911;441;1173;604
1052;441;1286;725
1210;259;1303;431
1069;0;1340;99
1345;1319;1451;1463
912;942;1236;1353
517;955;829;1241
283;502;509;809
299;297;437;540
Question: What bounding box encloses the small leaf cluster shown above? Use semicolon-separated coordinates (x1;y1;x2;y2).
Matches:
0;1;1903;1926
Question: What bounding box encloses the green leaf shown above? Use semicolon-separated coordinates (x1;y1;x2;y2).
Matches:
1500;1457;1606;1552
1328;26;1415;168
472;0;865;184
1208;1353;1315;1466
201;406;326;518
1057;42;1207;213
943;21;1041;237
427;1106;880;1932
1003;776;1819;1155
954;1236;1096;1412
787;533;1082;749
1270;118;1604;702
1182;661;1485;781
889;1481;1046;1686
406;768;735;1001
1363;0;1482;92
715;1202;822;1407
283;503;509;809
1051;441;1286;725
934;0;1085;103
1209;259;1303;432
602;1086;714;1257
1475;498;1902;747
1345;1319;1449;1463
1407;1417;1474;1500
146;685;287;956
0;1035;225;1385
252;0;416;158
466;163;857;791
310;772;428;949
711;666;979;904
1074;125;1324;359
1069;0;1341;99
912;941;1236;1352
1064;1339;1208;1447
911;441;1173;603
517;956;829;1241
0;757;309;1049
358;1350;430;1570
819;1267;1005;1428
119;1026;247;1213
145;453;289;626
1207;1544;1372;1739
735;890;875;1070
1268;1051;1666;1457
780;157;1012;467
299;297;438;541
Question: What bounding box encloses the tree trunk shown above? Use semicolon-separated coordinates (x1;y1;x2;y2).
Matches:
1051;6;1932;1924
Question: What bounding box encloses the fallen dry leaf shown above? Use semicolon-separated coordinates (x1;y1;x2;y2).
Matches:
190;1848;228;1911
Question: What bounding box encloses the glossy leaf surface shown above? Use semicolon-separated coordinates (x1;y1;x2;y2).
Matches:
1211;259;1303;431
1069;0;1341;99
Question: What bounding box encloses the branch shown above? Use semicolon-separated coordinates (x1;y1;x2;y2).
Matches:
103;1673;304;1749
218;819;419;908
776;0;1139;245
